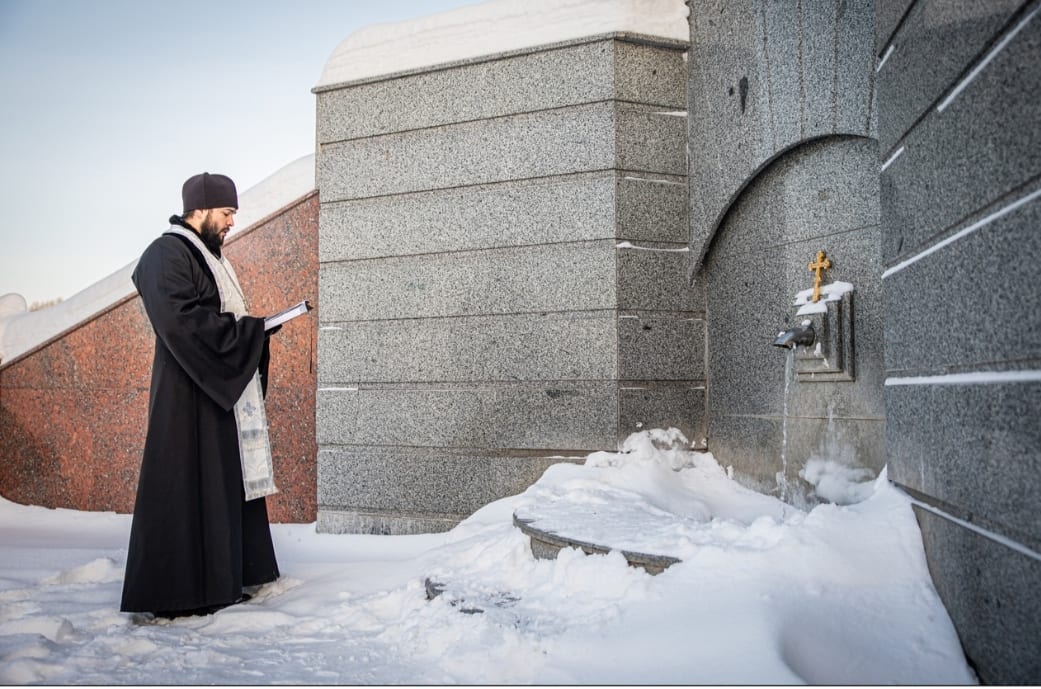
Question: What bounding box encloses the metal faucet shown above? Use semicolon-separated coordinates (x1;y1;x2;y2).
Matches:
773;322;815;349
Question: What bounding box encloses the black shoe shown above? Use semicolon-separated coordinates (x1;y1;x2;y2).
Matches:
153;594;251;619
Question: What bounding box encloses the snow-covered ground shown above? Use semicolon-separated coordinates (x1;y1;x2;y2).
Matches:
0;430;975;685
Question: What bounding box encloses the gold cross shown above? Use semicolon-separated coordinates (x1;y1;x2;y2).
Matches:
808;250;831;303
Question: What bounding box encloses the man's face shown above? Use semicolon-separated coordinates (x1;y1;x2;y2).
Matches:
199;207;236;252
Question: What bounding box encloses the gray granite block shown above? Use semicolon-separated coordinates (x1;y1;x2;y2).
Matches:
614;105;687;175
879;15;1041;262
317;447;572;518
319;241;616;322
316;381;619;450
612;38;690;109
707;413;885;510
886;379;1041;546
319;310;703;386
835;0;878;135
883;193;1041;374
619;383;706;447
616;174;689;243
876;0;1022;153
317;311;618;384
616;243;698;312
317;510;460;536
913;507;1041;684
318;172;686;263
315;35;687;144
800;0;839;138
318;102;684;203
617;313;704;381
705;413;787;496
318;102;612;201
759;0;806;147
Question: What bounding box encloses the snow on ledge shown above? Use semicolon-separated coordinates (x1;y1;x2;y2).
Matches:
0;154;315;366
315;0;689;89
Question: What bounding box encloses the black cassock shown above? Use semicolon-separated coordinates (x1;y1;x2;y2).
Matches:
120;231;280;614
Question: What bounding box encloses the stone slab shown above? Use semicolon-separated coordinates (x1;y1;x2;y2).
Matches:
318;310;701;385
317;102;685;202
616;243;698;312
317;447;571;518
318;172;686;263
619;383;706;447
319;241;617;322
835;0;878;136
513;513;681;575
317;312;616;384
316;36;687;143
883;192;1041;374
879;15;1041;263
886;378;1041;546
707;413;885;510
801;0;839;138
316;381;620;450
876;0;1022;153
317;510;459;536
913;507;1041;684
617;313;704;381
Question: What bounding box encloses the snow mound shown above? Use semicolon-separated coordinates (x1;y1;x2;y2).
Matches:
316;0;689;88
40;558;122;586
0;432;975;684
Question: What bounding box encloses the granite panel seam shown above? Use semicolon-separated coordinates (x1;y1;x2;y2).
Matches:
318;312;705;326
317;167;686;204
317;379;706;389
709;412;886;422
881;177;1041;277
317;98;686;147
319;237;691;268
706;221;881;260
318;445;593;458
898;483;1041;561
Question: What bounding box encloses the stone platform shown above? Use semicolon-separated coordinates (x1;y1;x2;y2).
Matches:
512;506;682;575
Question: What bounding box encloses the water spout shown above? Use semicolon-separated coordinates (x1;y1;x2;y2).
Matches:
773;321;815;349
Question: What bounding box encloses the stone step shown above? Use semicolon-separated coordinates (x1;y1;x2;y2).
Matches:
513;512;681;575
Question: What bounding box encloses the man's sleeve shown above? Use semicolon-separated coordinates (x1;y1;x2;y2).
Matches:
133;237;266;411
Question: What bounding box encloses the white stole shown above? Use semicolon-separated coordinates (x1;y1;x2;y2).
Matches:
167;226;278;501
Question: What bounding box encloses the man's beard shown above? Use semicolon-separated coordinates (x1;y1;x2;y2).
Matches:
199;212;225;254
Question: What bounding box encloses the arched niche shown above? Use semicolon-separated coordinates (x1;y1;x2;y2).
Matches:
700;134;885;507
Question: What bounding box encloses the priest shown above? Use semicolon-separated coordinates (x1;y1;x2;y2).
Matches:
120;172;280;619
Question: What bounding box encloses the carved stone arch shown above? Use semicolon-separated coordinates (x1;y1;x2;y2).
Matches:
693;133;878;282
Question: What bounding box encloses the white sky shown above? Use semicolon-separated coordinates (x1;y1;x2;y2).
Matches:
0;0;480;307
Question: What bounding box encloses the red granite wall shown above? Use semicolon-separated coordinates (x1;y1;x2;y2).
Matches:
0;191;319;523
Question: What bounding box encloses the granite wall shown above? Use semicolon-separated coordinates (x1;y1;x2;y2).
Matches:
687;0;885;506
314;34;698;535
876;0;1041;682
0;192;320;524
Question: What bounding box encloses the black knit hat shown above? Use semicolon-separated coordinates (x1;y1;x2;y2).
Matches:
181;172;238;212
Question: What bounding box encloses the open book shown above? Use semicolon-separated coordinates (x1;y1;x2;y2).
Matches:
264;300;313;331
